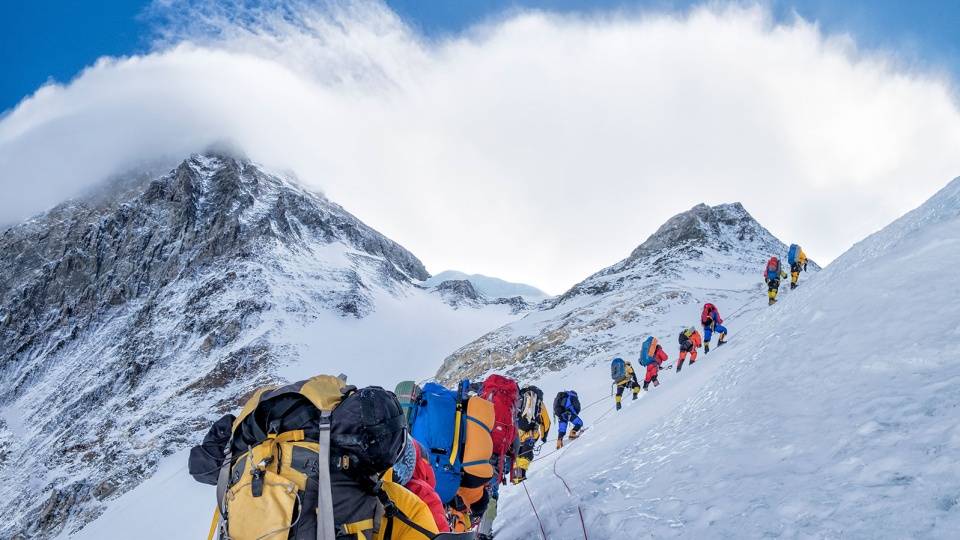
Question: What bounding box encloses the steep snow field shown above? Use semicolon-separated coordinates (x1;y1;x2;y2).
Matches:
493;178;960;539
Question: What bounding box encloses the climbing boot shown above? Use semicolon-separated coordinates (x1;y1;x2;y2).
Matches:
652;379;660;387
556;438;563;449
632;392;638;401
717;339;727;347
616;401;622;411
569;429;581;440
704;343;710;354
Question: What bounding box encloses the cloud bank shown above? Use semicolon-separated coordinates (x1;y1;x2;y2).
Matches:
2;0;959;292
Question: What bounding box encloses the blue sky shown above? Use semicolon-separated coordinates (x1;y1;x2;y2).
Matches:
2;0;959;114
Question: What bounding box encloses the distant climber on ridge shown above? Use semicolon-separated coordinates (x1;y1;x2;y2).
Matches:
611;357;641;410
512;385;550;484
676;327;703;373
787;243;808;289
553;390;583;449
701;303;728;352
764;256;789;305
639;336;669;389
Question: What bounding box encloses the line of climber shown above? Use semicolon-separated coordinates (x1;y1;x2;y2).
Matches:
188;370;600;540
765;243;808;305
609;299;727;409
186;244;811;540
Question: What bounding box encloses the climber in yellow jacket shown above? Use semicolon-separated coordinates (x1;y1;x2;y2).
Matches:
189;374;440;540
787;243;808;289
614;360;641;410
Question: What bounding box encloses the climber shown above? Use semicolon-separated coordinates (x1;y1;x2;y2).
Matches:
764;256;789;305
611;358;641;410
391;434;451;533
511;386;550;484
676;327;703;373
188;375;439;540
553;390;583;449
639;336;669;389
701;303;728;353
788;243;808;289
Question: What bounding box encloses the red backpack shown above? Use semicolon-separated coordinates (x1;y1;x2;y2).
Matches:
481;375;520;480
765;257;781;280
701;303;715;325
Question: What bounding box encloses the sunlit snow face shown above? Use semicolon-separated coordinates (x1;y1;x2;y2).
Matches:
2;1;959;292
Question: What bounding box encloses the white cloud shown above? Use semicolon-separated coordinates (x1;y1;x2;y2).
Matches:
1;1;959;293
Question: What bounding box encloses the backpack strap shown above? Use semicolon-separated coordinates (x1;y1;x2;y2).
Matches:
316;410;336;540
214;442;232;518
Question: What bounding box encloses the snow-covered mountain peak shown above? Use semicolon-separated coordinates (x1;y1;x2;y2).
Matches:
628;201;770;259
423;270;550;301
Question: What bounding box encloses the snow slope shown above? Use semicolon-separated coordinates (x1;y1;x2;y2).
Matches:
493;177;960;539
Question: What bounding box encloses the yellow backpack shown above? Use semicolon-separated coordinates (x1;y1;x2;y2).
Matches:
209;375;441;540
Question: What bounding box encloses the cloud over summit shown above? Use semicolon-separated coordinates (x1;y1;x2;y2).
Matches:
1;1;958;292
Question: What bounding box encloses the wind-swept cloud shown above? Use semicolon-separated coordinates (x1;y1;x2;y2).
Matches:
2;0;959;292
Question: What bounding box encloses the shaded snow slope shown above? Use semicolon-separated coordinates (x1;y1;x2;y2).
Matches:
424;270;550;301
437;202;806;383
0;154;518;539
493;177;960;539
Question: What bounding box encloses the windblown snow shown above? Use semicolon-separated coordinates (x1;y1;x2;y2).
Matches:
490;177;960;539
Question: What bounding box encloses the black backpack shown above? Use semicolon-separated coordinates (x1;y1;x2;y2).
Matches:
189;377;411;540
553;391;566;417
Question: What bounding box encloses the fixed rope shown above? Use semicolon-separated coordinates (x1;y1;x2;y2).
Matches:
522;481;548;540
551;427;590;540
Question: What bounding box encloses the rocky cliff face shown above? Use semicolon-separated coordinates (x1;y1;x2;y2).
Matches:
0;154;437;538
436;203;809;384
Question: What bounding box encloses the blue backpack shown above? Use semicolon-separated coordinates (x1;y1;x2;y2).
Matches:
410;380;470;504
610;357;626;381
639;336;656;366
788;244;800;265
